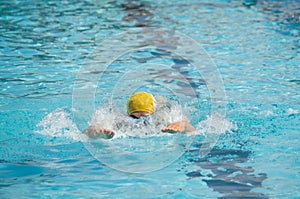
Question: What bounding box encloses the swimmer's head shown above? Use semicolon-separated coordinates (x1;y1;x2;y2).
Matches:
127;92;155;117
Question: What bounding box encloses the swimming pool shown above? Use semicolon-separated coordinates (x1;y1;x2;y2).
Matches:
1;0;299;198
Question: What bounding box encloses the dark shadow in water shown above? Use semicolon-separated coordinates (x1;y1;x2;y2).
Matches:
186;147;268;199
129;47;207;98
121;0;154;27
251;0;300;40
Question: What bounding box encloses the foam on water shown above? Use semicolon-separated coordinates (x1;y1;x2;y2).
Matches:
35;100;237;144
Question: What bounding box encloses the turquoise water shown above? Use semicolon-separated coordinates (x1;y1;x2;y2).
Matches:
1;0;300;198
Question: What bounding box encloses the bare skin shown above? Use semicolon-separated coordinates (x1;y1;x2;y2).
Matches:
83;126;115;139
130;111;150;118
83;111;195;139
161;120;195;134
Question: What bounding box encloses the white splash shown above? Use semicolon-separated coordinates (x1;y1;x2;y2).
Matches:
35;103;236;144
35;108;86;143
195;112;237;135
88;99;186;138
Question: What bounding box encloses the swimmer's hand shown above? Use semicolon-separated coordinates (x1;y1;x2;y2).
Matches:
83;126;115;139
161;121;195;134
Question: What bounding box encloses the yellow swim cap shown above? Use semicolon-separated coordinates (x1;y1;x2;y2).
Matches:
127;92;155;115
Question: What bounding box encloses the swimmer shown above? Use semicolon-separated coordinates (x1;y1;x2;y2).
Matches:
83;92;195;139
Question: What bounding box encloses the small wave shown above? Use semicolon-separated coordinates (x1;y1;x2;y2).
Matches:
286;108;299;115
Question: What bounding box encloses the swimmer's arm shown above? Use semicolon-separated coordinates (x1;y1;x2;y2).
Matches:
83;126;115;139
161;120;195;134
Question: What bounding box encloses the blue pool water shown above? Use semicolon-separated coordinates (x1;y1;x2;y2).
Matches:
1;0;299;198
